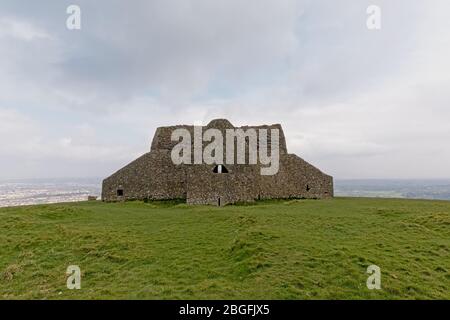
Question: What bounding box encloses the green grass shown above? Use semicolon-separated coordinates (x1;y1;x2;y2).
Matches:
0;197;449;300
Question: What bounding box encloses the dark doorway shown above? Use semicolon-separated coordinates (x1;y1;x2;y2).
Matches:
117;189;124;196
213;164;228;173
306;184;311;192
218;197;221;206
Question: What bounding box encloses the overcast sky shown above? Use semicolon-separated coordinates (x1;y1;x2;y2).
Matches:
0;0;449;180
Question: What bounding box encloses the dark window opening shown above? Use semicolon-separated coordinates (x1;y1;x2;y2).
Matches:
213;164;228;174
117;189;124;197
306;184;311;192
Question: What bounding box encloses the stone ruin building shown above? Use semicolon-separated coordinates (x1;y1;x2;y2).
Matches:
102;119;333;205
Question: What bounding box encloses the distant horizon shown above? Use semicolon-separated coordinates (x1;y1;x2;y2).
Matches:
2;177;450;183
2;176;450;208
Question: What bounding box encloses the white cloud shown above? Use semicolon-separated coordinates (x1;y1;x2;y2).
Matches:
0;1;449;179
0;108;142;179
0;17;50;41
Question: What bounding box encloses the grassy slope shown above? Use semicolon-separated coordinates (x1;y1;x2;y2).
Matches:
0;198;448;300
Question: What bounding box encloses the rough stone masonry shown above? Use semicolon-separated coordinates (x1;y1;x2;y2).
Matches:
102;119;333;206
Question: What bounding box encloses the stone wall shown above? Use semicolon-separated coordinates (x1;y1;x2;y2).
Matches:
186;164;260;206
102;119;333;204
102;150;187;201
259;154;333;200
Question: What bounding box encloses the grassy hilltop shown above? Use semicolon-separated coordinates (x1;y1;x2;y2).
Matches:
0;198;449;300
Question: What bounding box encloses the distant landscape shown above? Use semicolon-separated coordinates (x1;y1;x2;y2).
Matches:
0;178;102;208
1;178;450;208
335;179;450;201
